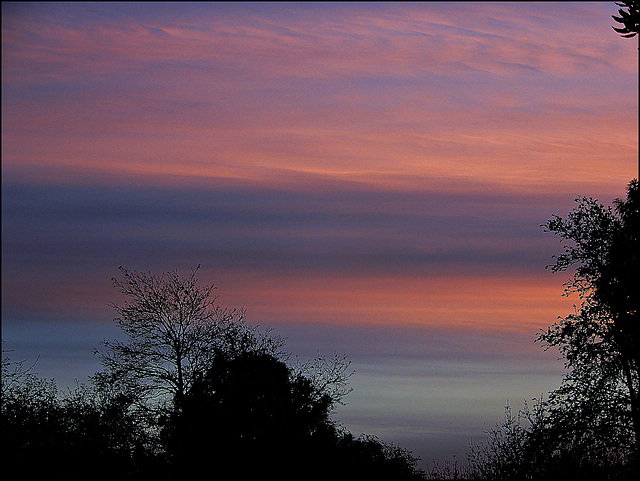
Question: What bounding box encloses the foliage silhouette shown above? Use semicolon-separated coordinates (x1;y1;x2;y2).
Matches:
96;265;285;405
2;266;426;479
455;182;639;480
539;179;639;453
1;348;160;478
464;398;639;481
3;335;425;479
612;1;640;38
161;349;332;476
160;348;426;479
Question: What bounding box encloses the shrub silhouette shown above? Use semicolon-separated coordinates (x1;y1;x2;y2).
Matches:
160;349;425;480
1;364;154;477
162;350;331;470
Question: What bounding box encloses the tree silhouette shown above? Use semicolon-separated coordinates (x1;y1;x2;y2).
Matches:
459;182;640;480
3;264;427;478
538;180;639;468
161;350;333;476
1;348;156;477
95;266;284;406
160;349;425;480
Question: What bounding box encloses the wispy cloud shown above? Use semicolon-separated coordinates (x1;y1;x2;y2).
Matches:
3;3;636;196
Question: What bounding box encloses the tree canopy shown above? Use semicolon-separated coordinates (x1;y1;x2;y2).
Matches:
539;179;639;453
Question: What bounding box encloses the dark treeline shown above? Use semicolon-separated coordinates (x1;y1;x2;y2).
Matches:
1;338;425;480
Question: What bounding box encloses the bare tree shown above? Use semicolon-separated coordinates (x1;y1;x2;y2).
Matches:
96;266;284;405
1;342;41;398
292;352;354;410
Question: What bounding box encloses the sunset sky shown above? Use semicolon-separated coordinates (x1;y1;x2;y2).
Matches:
2;1;638;467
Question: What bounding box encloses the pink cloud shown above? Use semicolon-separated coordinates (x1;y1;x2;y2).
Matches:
3;3;635;85
2;3;636;195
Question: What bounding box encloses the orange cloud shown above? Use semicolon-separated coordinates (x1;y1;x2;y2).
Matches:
210;269;574;336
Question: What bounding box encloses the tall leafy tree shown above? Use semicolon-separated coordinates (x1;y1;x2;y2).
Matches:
539;180;639;458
